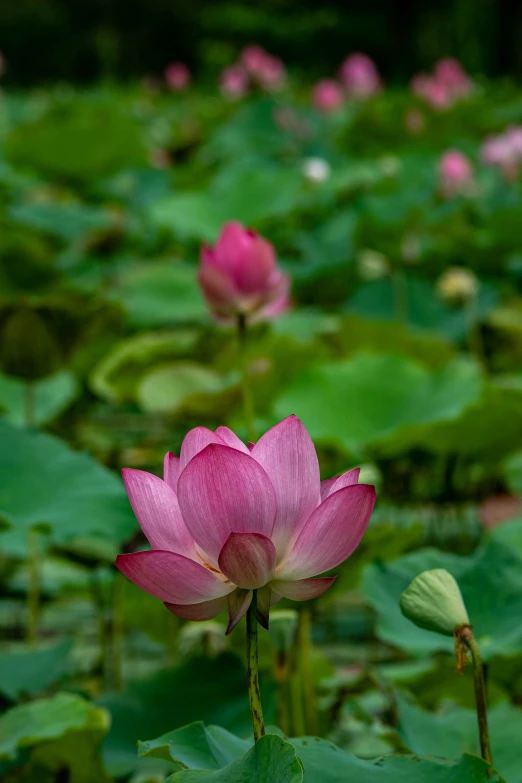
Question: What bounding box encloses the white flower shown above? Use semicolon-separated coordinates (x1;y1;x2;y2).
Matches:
302;157;331;183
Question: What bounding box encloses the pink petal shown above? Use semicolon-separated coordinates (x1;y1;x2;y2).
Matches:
122;468;196;557
226;588;252;634
248;441;256;450
163;452;180;491
277;484;376;580
116;550;235;604
322;468;360;500
270;576;336;601
164;596;228;621
177;444;277;563
251;415;320;556
215;426;250;454
218;533;276;589
179;426;226;473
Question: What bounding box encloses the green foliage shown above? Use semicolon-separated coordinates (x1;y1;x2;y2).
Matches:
0;638;72;701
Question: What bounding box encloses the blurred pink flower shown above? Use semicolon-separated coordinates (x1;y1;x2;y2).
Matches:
116;416;376;632
411;59;472;110
481;126;522;179
198;221;290;324
240;45;286;91
312;79;345;113
339;53;381;97
220;65;249;99
439;149;474;196
434;57;473;97
411;74;451;110
164;62;191;91
241;45;268;73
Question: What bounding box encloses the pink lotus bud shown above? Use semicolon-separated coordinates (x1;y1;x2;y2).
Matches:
434;58;472;97
164;62;191;91
439;150;473;196
116;416;376;633
219;65;249;99
312;79;345;113
256;54;286;91
240;45;268;74
198;222;290;323
339;53;381;97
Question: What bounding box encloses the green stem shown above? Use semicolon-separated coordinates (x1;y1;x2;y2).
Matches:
275;651;289;735
246;590;265;741
26;527;40;647
90;569;110;688
24;381;36;428
463;628;493;767
289;666;305;736
111;571;125;690
391;269;408;325
298;609;317;735
237;313;256;442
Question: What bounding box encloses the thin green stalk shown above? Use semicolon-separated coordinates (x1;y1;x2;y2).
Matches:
26;527;40;647
237;313;256;442
391;269;408;325
298;609;317;735
275;651;289;735
289;666;305;736
24;381;36;428
111;571;125;690
246;590;265;741
90;569;110;688
462;628;493;767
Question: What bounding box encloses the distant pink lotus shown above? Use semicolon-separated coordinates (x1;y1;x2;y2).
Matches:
198;221;289;323
481;126;522;179
434;57;473;97
240;45;286;91
411;58;472;110
165;62;191;91
116;416;376;632
312;79;345;113
220;65;249;99
339;53;381;97
439;149;474;196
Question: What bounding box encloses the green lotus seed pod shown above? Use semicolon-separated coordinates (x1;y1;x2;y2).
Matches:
399;568;469;637
268;609;299;654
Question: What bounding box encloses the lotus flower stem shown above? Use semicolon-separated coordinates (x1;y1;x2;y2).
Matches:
461;627;493;767
298;609;317;734
246;589;265;741
26;527;40;647
237;313;256;442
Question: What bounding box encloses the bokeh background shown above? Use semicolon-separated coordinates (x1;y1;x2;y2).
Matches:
1;2;522;782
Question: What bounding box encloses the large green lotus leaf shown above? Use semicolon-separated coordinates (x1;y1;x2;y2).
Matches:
89;330;201;403
111;261;207;328
397;694;522;783
0;370;79;426
165;734;303;783
137;363;234;415
388;385;522;462
0;638;72;701
489;517;522;560
9;201;115;243
363;539;522;659
97;653;276;777
141;723;501;783
0;420;136;551
5;102;147;180
150;167;302;241
504;450;522;496
274;353;482;453
347;277;497;340
0;692;110;761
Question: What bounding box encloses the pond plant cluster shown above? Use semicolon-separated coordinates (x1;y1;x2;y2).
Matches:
1;46;522;783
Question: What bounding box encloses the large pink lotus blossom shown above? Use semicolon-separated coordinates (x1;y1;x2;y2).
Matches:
116;416;376;633
312;79;345;113
439;149;474;196
220;65;249;99
198;221;290;324
165;62;191;91
339;53;381;97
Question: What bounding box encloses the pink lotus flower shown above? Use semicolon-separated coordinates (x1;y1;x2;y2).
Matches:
165;62;191;91
312;79;345;113
411;74;451;110
241;45;268;74
116;416;376;633
482;126;522;179
411;59;472;110
434;58;472;97
198;221;290;324
439;150;474;196
240;45;286;91
220;65;249;99
339;53;381;97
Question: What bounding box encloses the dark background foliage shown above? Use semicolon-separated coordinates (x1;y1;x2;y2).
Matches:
2;0;522;85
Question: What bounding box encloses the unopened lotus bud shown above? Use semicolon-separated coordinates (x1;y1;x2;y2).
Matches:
0;306;62;380
268;609;298;654
177;621;226;659
357;249;390;281
400;569;469;636
437;267;479;303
